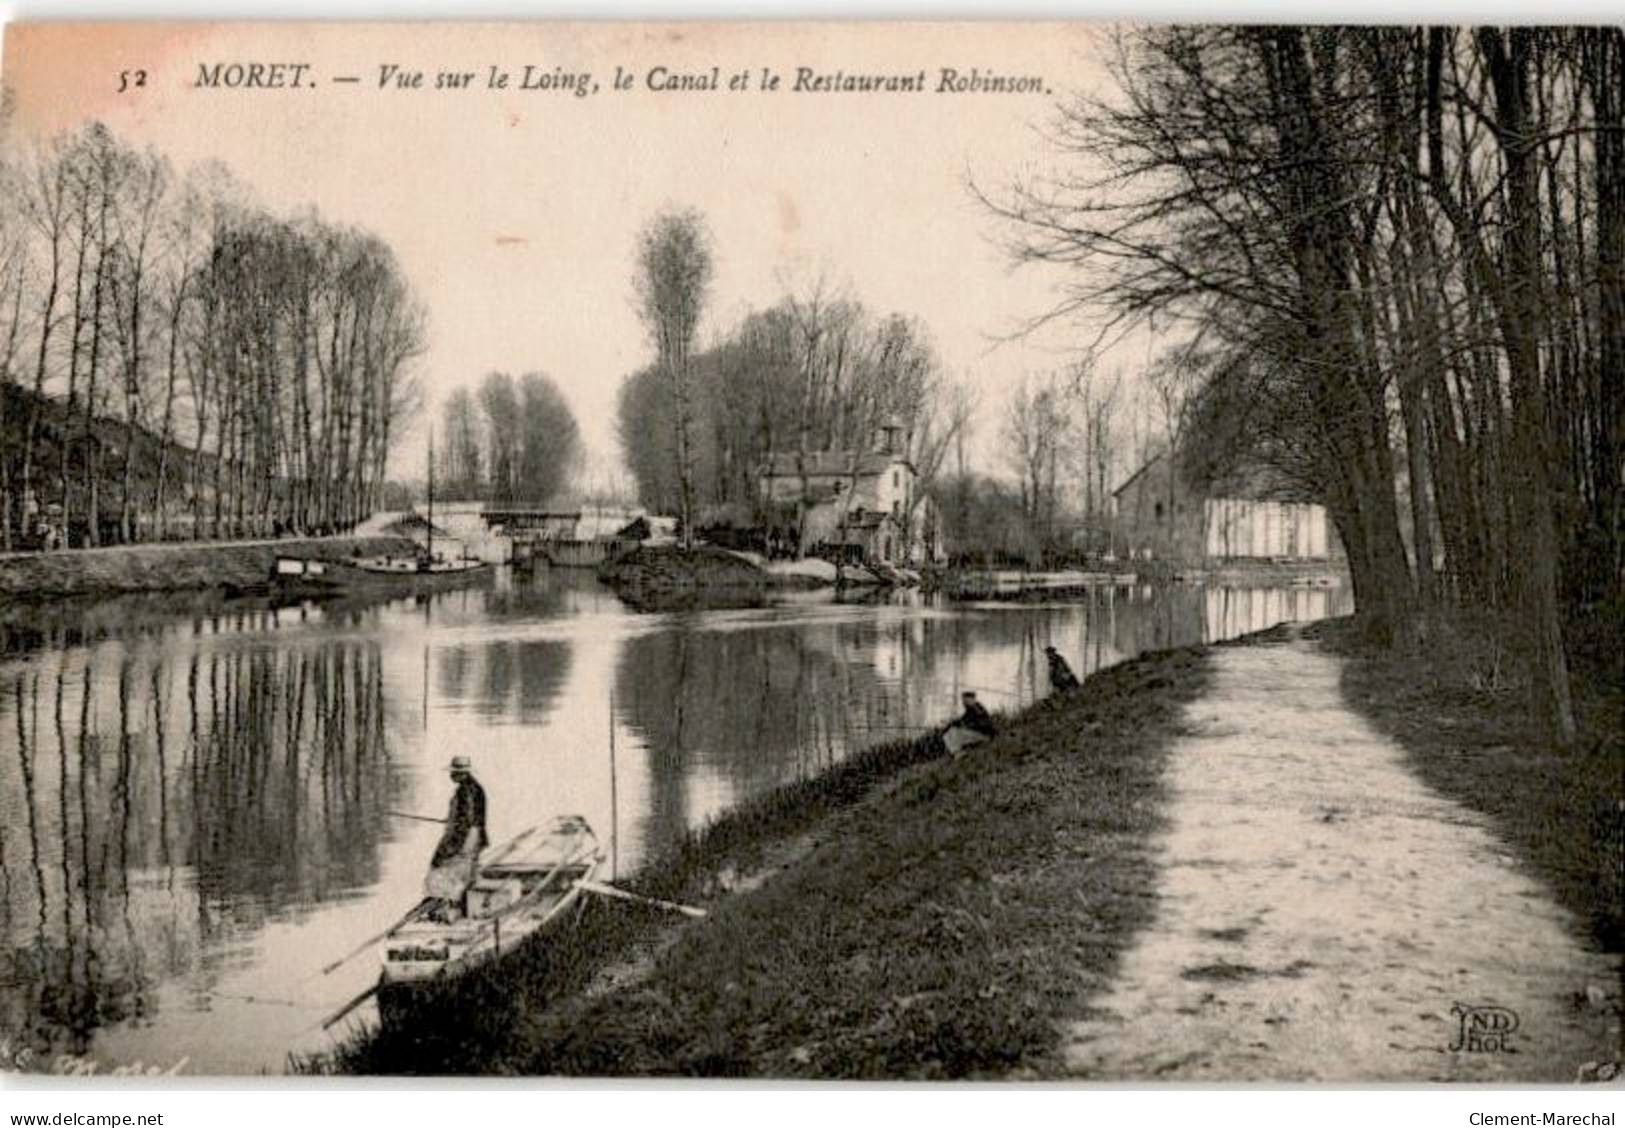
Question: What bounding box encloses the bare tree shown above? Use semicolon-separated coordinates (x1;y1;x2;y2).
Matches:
906;375;977;558
1146;341;1202;549
1071;363;1123;554
441;387;483;499
980;25;1620;741
516;371;581;504
1002;372;1074;565
148;173;205;540
107;146;169;542
634;208;713;549
0;153;29;550
17;137;73;548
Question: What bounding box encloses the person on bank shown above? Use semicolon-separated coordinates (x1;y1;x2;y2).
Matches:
942;690;996;755
1045;645;1080;693
424;755;489;920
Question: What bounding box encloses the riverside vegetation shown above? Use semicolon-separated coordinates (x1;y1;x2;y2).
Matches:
298;614;1619;1078
299;642;1210;1077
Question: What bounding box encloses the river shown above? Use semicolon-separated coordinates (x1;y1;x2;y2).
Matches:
0;568;1349;1075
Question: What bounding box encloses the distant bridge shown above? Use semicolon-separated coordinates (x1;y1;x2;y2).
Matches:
422;502;649;567
424;500;639;531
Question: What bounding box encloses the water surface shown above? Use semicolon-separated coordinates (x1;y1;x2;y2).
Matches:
0;569;1349;1073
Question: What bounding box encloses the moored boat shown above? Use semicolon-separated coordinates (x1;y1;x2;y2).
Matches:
223;555;341;602
328;425;494;593
332;552;493;589
371;815;604;1025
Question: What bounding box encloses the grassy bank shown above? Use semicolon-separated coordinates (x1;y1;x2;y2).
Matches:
303;643;1210;1077
1311;616;1623;953
0;535;413;599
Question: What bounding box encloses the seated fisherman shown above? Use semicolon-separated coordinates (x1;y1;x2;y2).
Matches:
1045;645;1081;693
423;756;489;921
942;690;996;755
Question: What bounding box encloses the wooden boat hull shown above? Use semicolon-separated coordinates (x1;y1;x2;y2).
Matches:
372;816;602;1022
329;558;494;593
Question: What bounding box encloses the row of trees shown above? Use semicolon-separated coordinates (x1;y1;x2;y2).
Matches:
621;210;1169;566
988;26;1624;742
438;371;581;504
989;365;1130;560
0;122;424;548
622;208;980;551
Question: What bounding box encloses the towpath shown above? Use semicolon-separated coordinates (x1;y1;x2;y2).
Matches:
0;524;400;562
1064;627;1620;1082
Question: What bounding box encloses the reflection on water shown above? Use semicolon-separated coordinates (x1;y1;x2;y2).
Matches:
0;573;1348;1073
0;634;395;1066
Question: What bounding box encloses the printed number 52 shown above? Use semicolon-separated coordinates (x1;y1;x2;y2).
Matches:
117;70;147;93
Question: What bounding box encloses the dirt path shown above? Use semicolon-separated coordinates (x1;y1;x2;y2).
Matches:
1064;630;1621;1082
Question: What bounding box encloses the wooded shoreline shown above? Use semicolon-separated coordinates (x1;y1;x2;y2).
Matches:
0;534;412;599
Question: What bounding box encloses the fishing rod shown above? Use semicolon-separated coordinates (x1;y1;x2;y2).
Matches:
208;990;321;1010
577;879;706;919
939;682;1023;700
387;810;445;824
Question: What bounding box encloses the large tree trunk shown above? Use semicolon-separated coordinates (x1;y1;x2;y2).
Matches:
82;184;112;549
1582;29;1625;609
154;280;186;541
1477;27;1577;745
0;267;25;550
670;334;696;550
1265;26;1415;646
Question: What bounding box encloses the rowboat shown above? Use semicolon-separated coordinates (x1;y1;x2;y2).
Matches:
370;815;603;1025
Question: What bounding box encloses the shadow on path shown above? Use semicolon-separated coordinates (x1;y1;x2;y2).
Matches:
1064;628;1620;1082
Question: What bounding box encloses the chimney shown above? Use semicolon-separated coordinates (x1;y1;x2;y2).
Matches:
879;417;902;456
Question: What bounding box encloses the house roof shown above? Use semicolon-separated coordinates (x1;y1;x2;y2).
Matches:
1112;451;1166;499
760;450;912;479
1113;449;1323;505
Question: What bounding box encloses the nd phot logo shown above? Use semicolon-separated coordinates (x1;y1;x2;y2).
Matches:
1449;1003;1520;1054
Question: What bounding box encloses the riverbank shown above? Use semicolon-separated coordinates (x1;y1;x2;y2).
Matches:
301;612;1622;1080
300;640;1211;1077
0;535;414;599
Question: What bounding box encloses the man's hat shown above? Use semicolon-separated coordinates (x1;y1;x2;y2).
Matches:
1045;645;1058;653
449;756;472;772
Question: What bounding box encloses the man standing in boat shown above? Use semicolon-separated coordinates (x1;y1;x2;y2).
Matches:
425;756;489;921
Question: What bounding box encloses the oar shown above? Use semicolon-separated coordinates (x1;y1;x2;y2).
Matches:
320;983;379;1031
388;810;445;824
577;879;707;919
320;903;427;975
210;991;315;1009
481;825;539;867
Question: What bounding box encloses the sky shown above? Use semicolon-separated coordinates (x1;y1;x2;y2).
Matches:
2;22;1116;484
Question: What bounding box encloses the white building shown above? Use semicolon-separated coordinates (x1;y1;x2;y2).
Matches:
757;422;935;564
